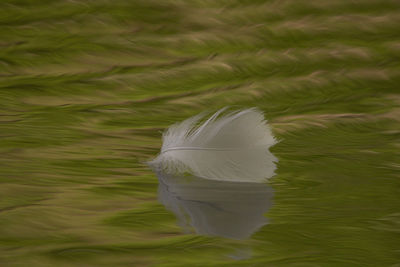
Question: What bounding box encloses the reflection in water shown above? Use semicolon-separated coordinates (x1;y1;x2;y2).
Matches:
156;171;273;239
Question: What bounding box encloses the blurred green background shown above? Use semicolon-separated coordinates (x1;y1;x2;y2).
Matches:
1;0;400;266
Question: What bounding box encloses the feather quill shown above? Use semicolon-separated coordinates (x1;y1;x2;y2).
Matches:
148;107;278;182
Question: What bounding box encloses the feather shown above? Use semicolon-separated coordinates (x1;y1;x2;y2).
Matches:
148;107;278;182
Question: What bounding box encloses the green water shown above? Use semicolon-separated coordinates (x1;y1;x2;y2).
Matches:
1;0;400;266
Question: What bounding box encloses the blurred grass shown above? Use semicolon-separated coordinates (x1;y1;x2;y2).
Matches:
0;0;400;266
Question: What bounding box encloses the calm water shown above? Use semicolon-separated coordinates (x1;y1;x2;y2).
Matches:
1;0;400;266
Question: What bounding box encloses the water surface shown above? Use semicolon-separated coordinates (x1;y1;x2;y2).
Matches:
1;0;400;266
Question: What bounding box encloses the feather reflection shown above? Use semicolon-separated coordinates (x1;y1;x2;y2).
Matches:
156;171;273;239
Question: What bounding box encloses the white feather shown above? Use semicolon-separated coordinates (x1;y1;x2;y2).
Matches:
148;107;278;182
